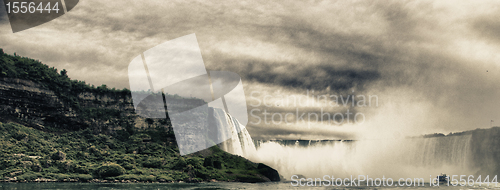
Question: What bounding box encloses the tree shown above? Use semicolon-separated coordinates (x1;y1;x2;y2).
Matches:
60;69;67;77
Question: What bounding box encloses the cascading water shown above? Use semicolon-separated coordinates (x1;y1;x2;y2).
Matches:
213;109;498;181
400;135;473;168
211;107;256;158
251;135;479;181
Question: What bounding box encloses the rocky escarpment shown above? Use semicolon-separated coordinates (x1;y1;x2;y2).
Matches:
0;78;65;129
0;77;170;132
0;77;206;133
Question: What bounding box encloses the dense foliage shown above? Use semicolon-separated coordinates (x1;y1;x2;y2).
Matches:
0;49;130;108
0;122;270;182
0;49;275;183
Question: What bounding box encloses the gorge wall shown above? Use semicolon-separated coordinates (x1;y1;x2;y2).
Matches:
0;77;175;133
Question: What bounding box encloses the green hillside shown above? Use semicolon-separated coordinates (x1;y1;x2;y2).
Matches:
0;122;272;182
0;49;130;107
0;49;279;183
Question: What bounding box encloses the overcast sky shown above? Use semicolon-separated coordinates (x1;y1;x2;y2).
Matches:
1;0;500;140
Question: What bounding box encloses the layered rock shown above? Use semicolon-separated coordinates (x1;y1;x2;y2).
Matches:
0;77;168;132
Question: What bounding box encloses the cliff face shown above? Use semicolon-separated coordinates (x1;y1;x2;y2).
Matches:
0;77;166;132
470;127;500;176
0;78;64;128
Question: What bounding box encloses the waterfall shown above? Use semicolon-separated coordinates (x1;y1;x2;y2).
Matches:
400;135;473;168
210;107;256;158
206;108;499;180
251;135;478;180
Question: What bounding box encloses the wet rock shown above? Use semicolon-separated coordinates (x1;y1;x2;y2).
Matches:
257;163;280;181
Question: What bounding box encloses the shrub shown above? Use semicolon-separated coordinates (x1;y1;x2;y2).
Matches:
157;175;173;182
139;175;156;182
18;172;42;181
11;131;27;140
16;176;25;181
115;174;140;181
96;163;125;178
51;151;66;161
54;174;71;181
173;157;187;170
186;157;203;169
75;174;93;182
121;163;136;170
142;158;163;168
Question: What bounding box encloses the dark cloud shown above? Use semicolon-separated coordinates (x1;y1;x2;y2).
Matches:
472;14;500;43
1;0;500;139
207;55;380;92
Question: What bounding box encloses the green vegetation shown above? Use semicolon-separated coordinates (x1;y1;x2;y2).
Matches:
0;49;132;132
0;49;130;107
0;122;272;182
0;49;278;183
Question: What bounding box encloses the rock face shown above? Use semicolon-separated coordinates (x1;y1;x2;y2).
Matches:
0;78;65;128
257;163;280;182
0;77;173;132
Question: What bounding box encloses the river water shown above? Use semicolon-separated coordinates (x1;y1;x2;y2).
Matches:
1;182;499;190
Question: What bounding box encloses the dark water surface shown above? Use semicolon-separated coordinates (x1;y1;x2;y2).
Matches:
0;182;498;190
